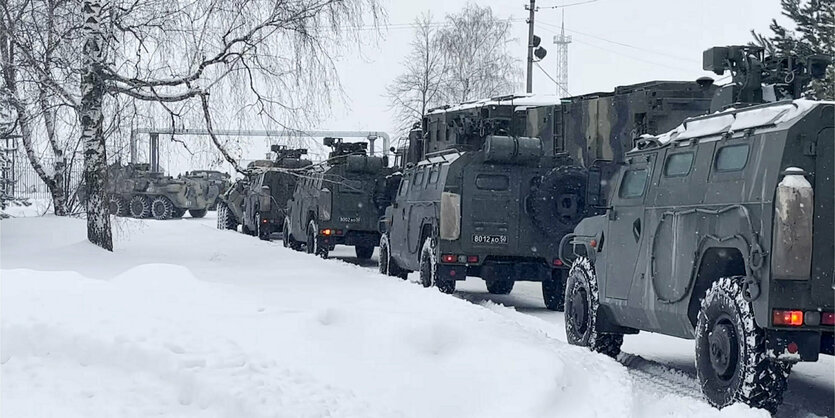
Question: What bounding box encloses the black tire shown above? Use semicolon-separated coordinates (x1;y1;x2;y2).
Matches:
695;277;791;413
129;195;152;218
307;220;327;258
564;257;623;358
379;235;407;279
151;196;174;220
172;207;186;218
543;269;567;312
486;280;514;295
283;217;303;251
355;245;374;260
419;238;455;294
108;196;128;217
189;209;207;218
216;203;237;230
529;166;588;238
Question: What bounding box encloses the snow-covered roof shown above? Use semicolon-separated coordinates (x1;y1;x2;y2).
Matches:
653;99;831;146
427;94;562;115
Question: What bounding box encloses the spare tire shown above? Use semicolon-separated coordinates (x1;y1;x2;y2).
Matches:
528;166;588;238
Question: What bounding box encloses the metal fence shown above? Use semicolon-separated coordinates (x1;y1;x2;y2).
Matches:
7;149;85;202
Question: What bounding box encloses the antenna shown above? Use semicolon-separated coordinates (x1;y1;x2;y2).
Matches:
553;10;572;97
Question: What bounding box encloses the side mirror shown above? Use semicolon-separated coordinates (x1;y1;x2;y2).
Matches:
259;186;271;211
586;167;602;208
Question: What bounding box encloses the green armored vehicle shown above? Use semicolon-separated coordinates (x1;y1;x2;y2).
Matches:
106;162;224;219
217;146;311;240
380;79;716;308
283;138;395;258
183;170;231;210
560;46;832;412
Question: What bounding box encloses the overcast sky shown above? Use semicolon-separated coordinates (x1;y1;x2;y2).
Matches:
317;0;785;143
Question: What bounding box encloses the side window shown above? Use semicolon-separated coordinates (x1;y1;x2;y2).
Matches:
619;168;649;199
428;164;441;185
399;174;411;196
413;168;425;187
475;174;509;191
664;152;694;177
715;144;750;172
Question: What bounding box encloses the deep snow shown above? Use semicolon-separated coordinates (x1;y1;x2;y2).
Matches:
2;216;773;417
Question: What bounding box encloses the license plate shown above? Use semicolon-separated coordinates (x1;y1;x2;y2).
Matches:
339;216;360;223
472;234;508;244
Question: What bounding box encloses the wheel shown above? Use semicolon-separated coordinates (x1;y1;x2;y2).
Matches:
695;277;791;413
543;269;567;311
355;245;374;260
283;218;303;251
486;280;514;295
564;257;623;358
307;220;328;258
216;203;237;230
128;195;152;218
172;207;186;218
419;237;455;294
379;235;407;279
189;209;207;218
151;196;174;220
108;196;128;216
256;212;270;240
242;223;254;235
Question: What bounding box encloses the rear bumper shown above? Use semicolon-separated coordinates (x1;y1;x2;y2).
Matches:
318;230;380;249
766;329;835;361
437;258;560;282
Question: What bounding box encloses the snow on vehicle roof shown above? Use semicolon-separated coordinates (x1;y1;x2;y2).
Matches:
654;99;830;146
417;151;463;166
427;94;562;115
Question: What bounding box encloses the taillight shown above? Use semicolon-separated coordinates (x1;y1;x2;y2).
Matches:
553;258;563;267
335;229;344;236
320;228;333;236
467;255;479;263
822;312;835;326
441;254;457;263
773;310;804;326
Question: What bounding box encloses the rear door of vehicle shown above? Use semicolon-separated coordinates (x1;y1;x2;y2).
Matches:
463;165;521;255
389;171;412;263
812;125;834;305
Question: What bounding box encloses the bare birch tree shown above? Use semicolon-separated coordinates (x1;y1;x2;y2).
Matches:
387;5;520;137
385;13;447;136
437;4;519;103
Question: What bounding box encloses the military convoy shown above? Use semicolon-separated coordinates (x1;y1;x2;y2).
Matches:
106;162;229;219
282;138;396;259
379;80;716;308
216;146;312;239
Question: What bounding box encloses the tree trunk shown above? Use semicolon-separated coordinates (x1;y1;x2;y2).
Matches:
80;0;112;251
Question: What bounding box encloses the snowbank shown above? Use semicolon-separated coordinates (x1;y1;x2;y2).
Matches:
0;217;768;418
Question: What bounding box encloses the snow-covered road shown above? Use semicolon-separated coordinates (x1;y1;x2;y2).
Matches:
0;214;829;417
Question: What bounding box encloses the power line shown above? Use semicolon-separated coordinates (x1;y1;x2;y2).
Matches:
536;62;572;96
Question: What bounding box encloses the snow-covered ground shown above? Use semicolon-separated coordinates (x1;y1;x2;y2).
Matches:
0;214;822;417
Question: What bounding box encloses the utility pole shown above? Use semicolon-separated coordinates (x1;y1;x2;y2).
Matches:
525;0;536;94
553;10;572;97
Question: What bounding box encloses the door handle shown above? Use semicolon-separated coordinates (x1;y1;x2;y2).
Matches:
632;218;641;242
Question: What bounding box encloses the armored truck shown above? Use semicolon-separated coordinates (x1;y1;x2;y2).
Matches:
106;163;222;219
217;147;312;239
283;138;395;258
561;99;833;412
380;80;717;308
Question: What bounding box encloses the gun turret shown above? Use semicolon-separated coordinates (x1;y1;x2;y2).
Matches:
323;137;368;160
270;144;308;161
704;45;832;111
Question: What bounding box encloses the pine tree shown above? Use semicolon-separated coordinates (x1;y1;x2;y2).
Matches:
753;0;835;99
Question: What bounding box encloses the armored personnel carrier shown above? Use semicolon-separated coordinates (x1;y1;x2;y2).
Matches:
380;79;716;308
106;163;223;219
560;46;832;411
283;138;396;258
217;146;312;240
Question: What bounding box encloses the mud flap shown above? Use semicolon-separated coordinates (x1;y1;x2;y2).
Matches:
766;330;820;361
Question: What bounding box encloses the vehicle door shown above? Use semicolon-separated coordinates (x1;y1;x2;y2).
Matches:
389;170;412;262
246;174;264;228
603;154;655;301
405;165;431;267
288;177;307;236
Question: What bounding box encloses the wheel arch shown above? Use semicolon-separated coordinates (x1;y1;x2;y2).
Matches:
687;246;748;328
